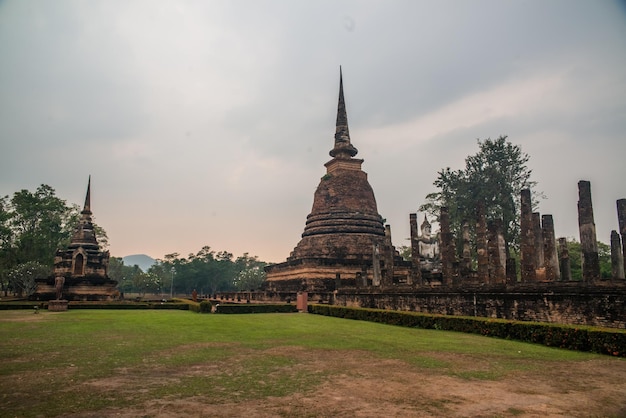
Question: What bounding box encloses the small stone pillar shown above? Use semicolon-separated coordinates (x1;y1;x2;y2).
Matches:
487;220;506;284
532;212;545;269
610;230;625;279
382;225;395;286
440;207;455;286
461;219;472;276
520;189;536;282
372;243;382;287
475;202;489;283
558;237;572;281
542;215;560;281
618;199;626;277
296;292;308;312
409;213;422;285
577;180;600;281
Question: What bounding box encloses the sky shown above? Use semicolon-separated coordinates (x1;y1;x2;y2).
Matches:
1;1;625;263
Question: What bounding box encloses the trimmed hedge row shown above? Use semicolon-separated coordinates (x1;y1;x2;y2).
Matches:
66;302;190;310
214;303;298;314
0;302;190;310
308;304;626;357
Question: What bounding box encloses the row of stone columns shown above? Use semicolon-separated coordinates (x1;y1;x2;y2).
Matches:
433;180;625;285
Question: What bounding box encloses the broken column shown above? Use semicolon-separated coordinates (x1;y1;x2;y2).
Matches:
372;243;381;286
487;219;506;284
577;180;600;281
532;212;545;271
382;225;394;286
618;199;626;277
440;207;455;286
461;219;472;277
475;202;489;283
611;230;625;279
558;237;572;281
409;213;422;285
541;215;560;281
520;189;536;282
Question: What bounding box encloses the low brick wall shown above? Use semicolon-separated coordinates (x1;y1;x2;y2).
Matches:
335;283;626;329
218;282;626;329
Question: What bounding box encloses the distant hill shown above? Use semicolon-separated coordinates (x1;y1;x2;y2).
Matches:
122;254;156;272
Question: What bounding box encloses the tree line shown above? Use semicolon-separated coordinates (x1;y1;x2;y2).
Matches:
109;247;267;297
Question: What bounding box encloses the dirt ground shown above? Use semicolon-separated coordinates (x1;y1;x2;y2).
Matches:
67;346;626;418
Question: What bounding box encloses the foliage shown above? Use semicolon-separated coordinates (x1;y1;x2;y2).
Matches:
309;304;626;357
147;248;267;296
419;136;538;253
7;261;50;297
566;238;612;280
0;185;107;284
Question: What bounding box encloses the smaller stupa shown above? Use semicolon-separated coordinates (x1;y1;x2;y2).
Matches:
32;177;118;301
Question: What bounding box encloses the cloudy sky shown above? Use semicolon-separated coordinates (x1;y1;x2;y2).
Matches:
1;1;625;263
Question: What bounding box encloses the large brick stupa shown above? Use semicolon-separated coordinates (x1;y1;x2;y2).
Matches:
265;70;409;292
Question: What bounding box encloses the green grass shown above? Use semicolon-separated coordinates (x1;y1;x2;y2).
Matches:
0;310;609;417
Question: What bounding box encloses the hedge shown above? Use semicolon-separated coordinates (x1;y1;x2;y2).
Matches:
215;303;298;314
308;304;626;357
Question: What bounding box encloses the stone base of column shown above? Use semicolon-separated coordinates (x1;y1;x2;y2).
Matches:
48;300;68;311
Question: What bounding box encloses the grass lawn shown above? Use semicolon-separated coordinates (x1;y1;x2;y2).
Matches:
1;310;625;417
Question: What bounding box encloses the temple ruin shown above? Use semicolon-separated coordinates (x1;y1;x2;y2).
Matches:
249;71;626;328
265;69;411;292
32;177;118;301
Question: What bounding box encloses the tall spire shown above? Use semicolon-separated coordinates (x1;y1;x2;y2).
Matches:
330;66;358;158
83;175;92;214
70;176;98;249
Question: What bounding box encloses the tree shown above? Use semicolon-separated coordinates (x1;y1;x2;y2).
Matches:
420;136;538;253
566;238;612;280
7;261;50;297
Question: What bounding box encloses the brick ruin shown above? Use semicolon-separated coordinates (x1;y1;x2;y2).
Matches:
259;71;626;328
31;177;118;301
264;69;412;292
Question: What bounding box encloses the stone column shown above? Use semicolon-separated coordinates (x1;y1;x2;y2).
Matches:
372;243;381;286
476;203;489;284
461;220;472;277
541;215;560;281
520;189;536;282
577;180;600;281
487;219;506;284
532;212;545;270
617;199;626;277
440;207;455;286
409;213;422;285
382;225;394;286
610;230;625;279
558;237;571;281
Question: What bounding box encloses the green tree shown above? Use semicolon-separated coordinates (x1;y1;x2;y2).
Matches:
7;261;50;297
566;238;612;280
420;136;538;253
